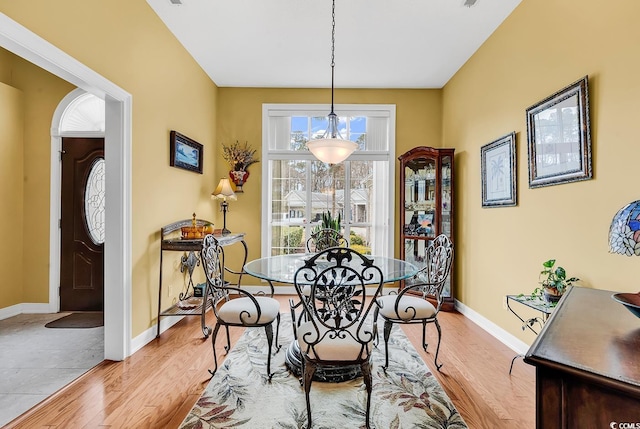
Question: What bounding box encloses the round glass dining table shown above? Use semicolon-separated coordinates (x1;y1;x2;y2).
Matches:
244;253;419;286
244;252;420;382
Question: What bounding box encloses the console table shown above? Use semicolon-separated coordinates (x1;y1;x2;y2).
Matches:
524;286;640;428
156;218;247;338
506;294;555;374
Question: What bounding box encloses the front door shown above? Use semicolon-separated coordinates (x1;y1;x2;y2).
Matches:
60;137;105;311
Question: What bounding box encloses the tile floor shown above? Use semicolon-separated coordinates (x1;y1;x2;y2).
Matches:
0;313;104;427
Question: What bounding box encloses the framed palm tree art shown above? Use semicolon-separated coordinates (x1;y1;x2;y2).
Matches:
481;132;517;207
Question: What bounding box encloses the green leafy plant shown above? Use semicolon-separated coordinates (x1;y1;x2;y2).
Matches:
539;259;579;296
312;210;341;234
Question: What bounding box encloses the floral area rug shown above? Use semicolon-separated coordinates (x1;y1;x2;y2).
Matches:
180;315;467;429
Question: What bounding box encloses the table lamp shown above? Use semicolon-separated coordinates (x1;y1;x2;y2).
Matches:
608;200;640;318
608;200;640;256
212;178;237;234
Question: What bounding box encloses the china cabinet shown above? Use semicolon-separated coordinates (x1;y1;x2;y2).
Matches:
398;147;455;311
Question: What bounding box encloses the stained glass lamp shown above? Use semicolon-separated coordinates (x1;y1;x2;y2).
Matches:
608;200;640;318
608;200;640;256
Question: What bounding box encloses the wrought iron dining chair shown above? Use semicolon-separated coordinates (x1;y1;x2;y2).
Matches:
293;247;384;429
305;228;347;253
290;229;349;337
374;234;453;371
201;234;281;380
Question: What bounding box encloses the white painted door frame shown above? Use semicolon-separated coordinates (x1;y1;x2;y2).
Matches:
0;12;132;360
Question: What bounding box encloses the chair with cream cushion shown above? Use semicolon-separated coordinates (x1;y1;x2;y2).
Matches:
201;234;281;380
374;234;453;371
293;247;383;429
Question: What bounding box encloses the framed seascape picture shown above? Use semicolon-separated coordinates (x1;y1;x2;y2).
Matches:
481;132;517;208
170;130;203;174
526;76;592;188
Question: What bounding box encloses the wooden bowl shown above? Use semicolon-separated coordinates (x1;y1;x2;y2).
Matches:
611;292;640;318
181;226;205;240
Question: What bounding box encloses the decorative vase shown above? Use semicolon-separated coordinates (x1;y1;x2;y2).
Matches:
229;170;249;192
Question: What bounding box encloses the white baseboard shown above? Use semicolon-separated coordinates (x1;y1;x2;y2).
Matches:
454;299;530;355
131;314;185;355
2;291;531;360
0;303;55;321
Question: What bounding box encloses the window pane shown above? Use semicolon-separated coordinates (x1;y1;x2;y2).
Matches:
349;160;372;254
84;158;105;245
311;116;327;139
271;159;307;255
290;116;309;151
349;116;367;149
265;105;394;258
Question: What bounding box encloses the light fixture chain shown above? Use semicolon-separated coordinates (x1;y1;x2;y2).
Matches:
331;0;336;68
330;0;336;112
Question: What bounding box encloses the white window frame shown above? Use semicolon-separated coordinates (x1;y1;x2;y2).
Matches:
261;103;396;258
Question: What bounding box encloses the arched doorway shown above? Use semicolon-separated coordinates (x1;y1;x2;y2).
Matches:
53;91;105;313
0;13;133;360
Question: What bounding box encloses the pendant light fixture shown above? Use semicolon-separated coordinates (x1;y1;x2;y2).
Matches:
306;0;357;165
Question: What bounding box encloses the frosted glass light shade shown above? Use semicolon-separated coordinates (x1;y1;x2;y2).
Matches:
307;138;357;164
212;178;237;201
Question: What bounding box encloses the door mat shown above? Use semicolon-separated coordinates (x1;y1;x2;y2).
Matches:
45;312;104;328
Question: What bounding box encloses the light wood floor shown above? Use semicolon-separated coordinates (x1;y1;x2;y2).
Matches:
5;296;535;428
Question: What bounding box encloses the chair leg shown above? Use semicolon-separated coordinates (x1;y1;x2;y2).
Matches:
224;325;231;354
382;320;392;372
434;318;443;371
289;298;298;338
265;323;274;381
208;323;221;377
421;320;428;351
361;360;373;429
372;306;380;347
274;313;281;352
303;360;317;429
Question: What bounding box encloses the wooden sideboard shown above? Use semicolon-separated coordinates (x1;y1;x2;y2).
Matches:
524;286;640;428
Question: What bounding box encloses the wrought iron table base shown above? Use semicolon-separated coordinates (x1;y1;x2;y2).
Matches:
285;341;362;383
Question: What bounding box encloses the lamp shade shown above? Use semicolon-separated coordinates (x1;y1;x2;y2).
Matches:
307;137;357;164
212;178;237;201
608;200;640;256
305;0;357;166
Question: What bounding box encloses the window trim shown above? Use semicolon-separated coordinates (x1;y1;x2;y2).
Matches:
261;103;396;258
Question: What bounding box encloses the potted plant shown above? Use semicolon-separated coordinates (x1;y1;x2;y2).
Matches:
221;141;259;192
311;211;341;235
538;259;579;303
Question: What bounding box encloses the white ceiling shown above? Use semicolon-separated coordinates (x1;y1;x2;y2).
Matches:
146;0;522;89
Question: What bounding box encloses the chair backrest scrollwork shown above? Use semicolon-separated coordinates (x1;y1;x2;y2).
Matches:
406;234;454;308
201;234;263;323
306;228;348;253
293;247;383;362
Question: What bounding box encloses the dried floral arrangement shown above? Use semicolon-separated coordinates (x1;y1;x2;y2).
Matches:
222;141;260;171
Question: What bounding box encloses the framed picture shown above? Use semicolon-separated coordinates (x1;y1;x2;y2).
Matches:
481;132;516;208
170;130;203;174
526;76;592;188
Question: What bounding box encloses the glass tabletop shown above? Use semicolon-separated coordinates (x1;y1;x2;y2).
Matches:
507;294;555;314
244;253;419;285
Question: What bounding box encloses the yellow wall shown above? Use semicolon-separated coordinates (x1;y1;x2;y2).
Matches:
217;87;442;263
9;54;75;303
0;0;220;336
443;0;640;344
3;0;636;346
0;81;24;309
